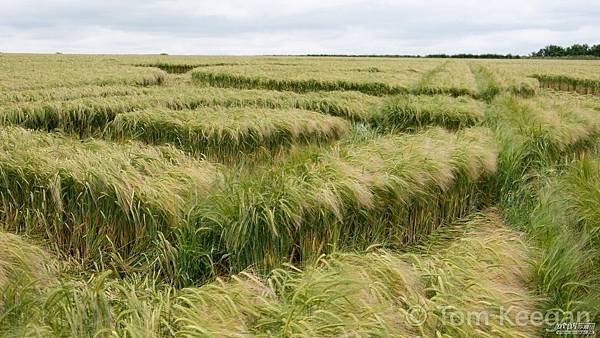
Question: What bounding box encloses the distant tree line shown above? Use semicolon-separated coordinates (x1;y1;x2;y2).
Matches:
426;53;521;59
301;54;522;58
531;44;600;57
302;54;421;58
288;44;600;59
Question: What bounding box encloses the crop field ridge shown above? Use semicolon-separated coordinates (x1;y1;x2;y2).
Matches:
0;87;382;138
106;106;351;158
0;126;221;265
192;69;409;96
136;62;240;74
372;94;485;130
532;74;600;95
189;126;498;274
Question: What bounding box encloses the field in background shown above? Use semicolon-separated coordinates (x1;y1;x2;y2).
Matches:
0;54;599;337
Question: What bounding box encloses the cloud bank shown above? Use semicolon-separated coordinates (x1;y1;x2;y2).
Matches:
1;0;598;55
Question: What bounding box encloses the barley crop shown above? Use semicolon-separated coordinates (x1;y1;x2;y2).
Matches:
2;53;600;337
191;126;497;273
175;211;537;337
372;94;485;130
413;60;479;97
106;107;351;158
0;212;538;337
0;126;221;265
0;86;381;137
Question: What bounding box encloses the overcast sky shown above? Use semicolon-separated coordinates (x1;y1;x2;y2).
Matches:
1;0;598;55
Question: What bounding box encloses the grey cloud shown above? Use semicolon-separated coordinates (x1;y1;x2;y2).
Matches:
0;0;598;54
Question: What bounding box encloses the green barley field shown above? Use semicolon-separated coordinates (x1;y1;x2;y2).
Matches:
1;54;599;337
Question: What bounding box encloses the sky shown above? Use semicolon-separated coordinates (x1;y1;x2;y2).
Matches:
1;0;599;55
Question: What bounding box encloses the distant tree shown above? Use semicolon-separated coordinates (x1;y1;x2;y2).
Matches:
532;43;599;58
425;53;519;59
541;45;566;57
566;44;589;56
531;50;542;57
